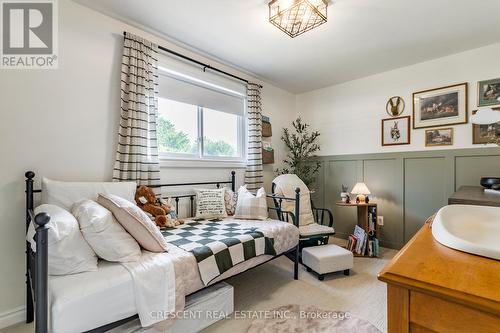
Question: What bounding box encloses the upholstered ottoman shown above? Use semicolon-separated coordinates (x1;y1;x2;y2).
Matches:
302;245;354;281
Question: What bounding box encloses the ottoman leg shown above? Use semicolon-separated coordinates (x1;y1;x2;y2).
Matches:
344;269;350;276
318;274;324;281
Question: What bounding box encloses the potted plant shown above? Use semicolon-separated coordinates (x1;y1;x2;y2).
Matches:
276;117;321;189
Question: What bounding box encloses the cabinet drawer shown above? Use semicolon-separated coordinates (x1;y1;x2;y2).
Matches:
410;291;500;333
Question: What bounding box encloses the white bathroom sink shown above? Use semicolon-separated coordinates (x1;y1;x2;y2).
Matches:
432;205;500;260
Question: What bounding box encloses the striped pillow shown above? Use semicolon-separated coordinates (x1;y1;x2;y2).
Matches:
234;186;268;220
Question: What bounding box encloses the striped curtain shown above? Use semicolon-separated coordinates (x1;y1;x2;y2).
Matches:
244;83;264;191
113;32;161;185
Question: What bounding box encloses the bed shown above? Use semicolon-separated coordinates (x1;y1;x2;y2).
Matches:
25;171;301;333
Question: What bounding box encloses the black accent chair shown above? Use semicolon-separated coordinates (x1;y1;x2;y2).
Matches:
271;182;335;254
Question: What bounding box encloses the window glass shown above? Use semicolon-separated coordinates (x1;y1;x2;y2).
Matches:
157;98;198;155
203;108;239;157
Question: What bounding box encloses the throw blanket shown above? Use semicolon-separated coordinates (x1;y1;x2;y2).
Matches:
273;174;314;226
121;251;176;328
162;221;276;285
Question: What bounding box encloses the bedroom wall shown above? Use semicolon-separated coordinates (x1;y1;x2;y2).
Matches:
297;43;500;250
0;0;295;325
296;42;500;156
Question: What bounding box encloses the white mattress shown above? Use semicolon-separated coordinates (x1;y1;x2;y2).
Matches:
49;261;136;333
48;218;299;333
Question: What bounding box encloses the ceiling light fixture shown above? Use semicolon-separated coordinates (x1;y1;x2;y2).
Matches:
269;0;328;38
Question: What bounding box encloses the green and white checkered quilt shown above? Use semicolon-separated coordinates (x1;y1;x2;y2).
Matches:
161;220;276;285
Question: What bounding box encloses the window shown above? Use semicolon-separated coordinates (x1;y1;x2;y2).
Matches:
157;60;246;163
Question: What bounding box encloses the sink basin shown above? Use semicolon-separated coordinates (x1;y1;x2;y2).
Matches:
432;205;500;260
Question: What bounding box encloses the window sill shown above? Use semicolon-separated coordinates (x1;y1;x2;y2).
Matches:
160;158;247;169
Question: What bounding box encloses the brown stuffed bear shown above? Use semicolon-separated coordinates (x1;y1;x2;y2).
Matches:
135;185;172;229
134;186;184;229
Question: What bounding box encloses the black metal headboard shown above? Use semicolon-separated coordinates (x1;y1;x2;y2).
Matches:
148;171;236;217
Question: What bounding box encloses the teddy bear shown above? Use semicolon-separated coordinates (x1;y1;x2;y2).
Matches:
134;185;183;229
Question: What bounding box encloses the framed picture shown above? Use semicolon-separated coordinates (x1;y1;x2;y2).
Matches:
478;78;500;108
413;83;468;129
472;109;500;144
425;128;453;147
381;116;410;146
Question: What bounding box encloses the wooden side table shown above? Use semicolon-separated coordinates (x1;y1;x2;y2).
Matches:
335;202;377;232
336;202;378;257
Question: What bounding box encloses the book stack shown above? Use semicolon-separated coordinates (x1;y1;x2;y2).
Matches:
347;225;379;257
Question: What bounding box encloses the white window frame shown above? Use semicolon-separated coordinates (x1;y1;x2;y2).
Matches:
158;100;247;168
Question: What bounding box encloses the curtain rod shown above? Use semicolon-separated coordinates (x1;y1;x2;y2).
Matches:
123;32;263;89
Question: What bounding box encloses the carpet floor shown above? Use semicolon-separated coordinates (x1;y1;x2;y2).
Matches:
1;239;396;333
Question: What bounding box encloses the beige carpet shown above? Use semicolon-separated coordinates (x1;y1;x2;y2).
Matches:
1;239;396;333
203;242;396;333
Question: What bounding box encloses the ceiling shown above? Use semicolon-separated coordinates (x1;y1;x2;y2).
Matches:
74;0;500;94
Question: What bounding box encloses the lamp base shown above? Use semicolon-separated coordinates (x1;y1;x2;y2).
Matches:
356;194;367;204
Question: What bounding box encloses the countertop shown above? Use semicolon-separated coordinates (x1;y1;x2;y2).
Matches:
449;186;500;206
378;217;500;316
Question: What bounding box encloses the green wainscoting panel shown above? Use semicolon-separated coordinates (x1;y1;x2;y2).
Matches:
455;155;500;190
310;162;325;208
404;157;448;243
363;158;403;249
325;160;358;238
314;147;500;249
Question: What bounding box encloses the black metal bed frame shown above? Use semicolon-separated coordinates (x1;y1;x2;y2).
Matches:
25;171;301;333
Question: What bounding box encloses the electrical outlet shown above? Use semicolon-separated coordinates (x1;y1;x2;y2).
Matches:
377;216;384;226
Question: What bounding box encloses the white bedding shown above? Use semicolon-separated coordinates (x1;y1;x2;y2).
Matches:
48;218;299;332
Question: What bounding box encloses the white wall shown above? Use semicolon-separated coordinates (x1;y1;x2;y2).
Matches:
0;0;296;321
296;43;500;156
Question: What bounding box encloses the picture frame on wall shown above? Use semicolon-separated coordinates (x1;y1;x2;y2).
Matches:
472;109;500;144
477;78;500;108
381;116;411;146
412;83;468;129
425;128;453;147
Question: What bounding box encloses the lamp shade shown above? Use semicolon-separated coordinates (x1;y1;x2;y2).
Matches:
351;182;371;195
470;108;500;125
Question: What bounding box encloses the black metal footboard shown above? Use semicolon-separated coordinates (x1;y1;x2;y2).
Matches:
25;171;49;333
267;187;301;280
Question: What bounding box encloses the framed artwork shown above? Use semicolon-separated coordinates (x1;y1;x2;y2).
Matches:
472;109;500;144
425;128;453;147
413;83;468;129
478;78;500;108
381;116;411;146
386;96;405;117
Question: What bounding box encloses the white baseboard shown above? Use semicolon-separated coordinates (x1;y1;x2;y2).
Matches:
0;306;26;330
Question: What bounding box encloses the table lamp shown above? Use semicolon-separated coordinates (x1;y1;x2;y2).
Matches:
351;182;371;203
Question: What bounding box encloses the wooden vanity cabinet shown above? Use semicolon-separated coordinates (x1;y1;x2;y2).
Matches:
379;220;500;333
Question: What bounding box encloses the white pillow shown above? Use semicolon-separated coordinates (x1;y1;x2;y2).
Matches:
26;204;97;275
234;186;268;220
41;178;136;211
71;200;141;262
195;188;228;219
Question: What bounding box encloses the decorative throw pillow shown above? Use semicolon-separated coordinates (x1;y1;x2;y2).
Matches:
224;187;238;216
27;204;98;275
234;186;268;220
97;193;168;253
195;188;227;219
71;199;141;262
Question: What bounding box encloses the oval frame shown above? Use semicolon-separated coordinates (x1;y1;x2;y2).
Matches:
386;96;405;117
